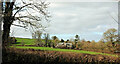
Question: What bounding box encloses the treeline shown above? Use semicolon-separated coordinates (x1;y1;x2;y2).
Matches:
32;28;120;53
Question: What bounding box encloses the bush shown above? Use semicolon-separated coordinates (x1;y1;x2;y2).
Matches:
73;40;116;53
2;48;119;63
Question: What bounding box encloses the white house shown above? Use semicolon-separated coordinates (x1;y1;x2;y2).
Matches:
56;42;72;48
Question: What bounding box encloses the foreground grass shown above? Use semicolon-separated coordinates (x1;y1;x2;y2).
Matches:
10;46;118;57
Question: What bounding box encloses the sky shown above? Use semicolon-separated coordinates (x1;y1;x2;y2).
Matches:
10;0;118;42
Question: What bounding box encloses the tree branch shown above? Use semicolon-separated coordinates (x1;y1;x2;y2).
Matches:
13;3;32;17
107;11;118;24
12;24;27;28
15;15;41;21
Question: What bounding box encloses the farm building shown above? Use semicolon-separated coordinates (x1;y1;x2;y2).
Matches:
56;42;73;48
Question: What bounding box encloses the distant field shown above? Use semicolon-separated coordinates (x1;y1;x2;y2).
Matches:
15;38;52;45
15;38;36;45
10;46;118;57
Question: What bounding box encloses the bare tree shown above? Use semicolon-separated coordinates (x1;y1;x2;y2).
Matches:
32;30;43;46
44;33;50;47
1;0;50;46
108;11;120;42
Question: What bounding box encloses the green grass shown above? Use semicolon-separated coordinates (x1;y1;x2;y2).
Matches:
12;38;118;57
15;38;36;45
15;38;51;45
10;46;118;57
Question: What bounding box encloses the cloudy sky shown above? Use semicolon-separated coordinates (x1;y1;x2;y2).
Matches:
10;1;118;42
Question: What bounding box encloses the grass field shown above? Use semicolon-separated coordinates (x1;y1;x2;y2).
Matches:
11;38;119;57
10;46;118;57
15;38;35;45
15;38;49;45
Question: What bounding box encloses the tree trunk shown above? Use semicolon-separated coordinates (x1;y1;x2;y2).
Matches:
2;2;14;46
2;21;11;46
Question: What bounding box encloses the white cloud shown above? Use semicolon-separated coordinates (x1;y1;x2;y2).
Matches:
12;2;118;41
47;0;117;2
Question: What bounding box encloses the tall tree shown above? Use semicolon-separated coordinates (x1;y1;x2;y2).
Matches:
32;30;43;46
60;39;64;42
44;33;49;47
52;36;57;40
75;35;80;44
1;0;50;46
74;35;80;48
51;36;59;47
103;28;118;46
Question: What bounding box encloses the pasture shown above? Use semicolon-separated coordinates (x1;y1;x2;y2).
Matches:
10;38;119;57
6;38;120;63
10;46;118;57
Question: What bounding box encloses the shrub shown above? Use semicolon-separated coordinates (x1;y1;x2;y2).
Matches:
2;48;119;63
